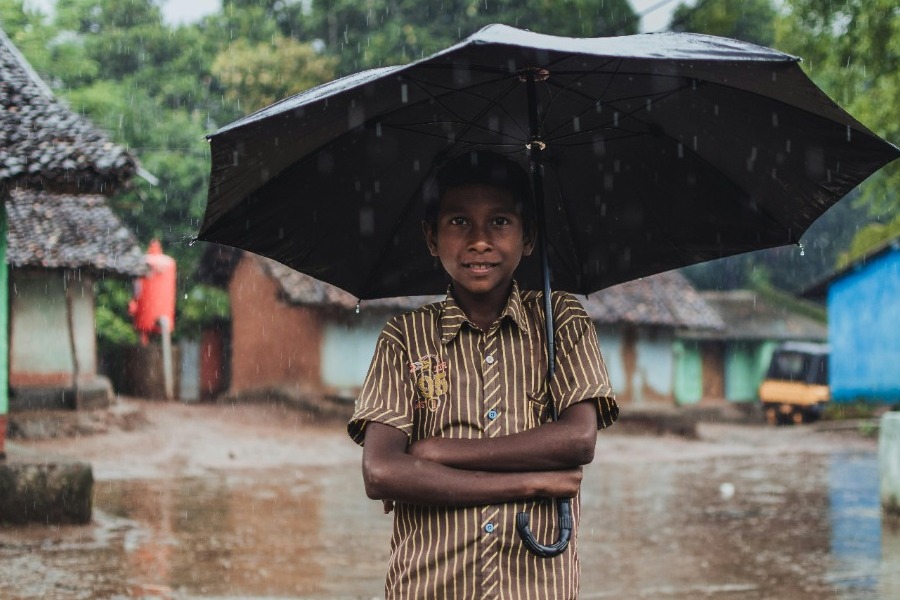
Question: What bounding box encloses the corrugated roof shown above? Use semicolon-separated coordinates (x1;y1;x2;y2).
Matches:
6;190;147;276
583;270;724;330
0;28;136;194
691;290;827;341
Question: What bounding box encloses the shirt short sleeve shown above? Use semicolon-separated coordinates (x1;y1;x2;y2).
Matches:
347;321;418;446
549;293;619;429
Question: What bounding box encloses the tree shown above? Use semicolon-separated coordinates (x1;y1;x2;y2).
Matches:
306;0;639;75
775;0;900;265
669;0;777;45
211;36;337;115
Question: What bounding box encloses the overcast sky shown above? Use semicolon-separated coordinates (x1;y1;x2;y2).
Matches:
24;0;685;31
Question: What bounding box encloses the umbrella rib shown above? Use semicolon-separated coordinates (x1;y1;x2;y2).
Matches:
545;86;689;144
387;124;526;148
543;82;687;142
402;74;531;141
539;58;622;136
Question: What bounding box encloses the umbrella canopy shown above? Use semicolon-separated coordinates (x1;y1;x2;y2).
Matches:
199;24;898;300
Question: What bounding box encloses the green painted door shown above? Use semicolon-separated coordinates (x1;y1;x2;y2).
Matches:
674;340;702;405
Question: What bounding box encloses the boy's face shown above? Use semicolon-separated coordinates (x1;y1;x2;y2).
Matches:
424;183;534;301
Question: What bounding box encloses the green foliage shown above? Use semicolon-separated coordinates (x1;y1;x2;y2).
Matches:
776;0;900;259
94;278;139;345
669;0;777;45
177;284;231;338
836;215;900;269
211;36;337;114
306;0;639;74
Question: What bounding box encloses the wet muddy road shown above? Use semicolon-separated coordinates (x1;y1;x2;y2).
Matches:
2;400;898;599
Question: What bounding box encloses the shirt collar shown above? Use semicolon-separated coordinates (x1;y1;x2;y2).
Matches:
440;280;526;344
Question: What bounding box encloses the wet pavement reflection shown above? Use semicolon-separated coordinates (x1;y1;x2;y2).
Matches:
2;440;898;599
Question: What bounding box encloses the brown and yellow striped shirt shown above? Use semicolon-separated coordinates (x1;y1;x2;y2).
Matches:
349;282;618;600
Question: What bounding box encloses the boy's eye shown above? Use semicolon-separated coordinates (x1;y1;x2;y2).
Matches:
449;217;468;226
493;216;511;226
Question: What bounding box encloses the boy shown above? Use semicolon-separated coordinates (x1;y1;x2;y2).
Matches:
348;151;618;599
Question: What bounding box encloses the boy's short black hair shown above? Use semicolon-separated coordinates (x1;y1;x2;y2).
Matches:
423;151;535;231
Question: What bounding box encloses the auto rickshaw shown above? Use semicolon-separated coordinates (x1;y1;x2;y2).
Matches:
759;342;830;425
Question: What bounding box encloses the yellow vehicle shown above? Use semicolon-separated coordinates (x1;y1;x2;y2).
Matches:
759;342;830;425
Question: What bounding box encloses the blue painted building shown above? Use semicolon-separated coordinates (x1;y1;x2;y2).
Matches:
808;240;900;403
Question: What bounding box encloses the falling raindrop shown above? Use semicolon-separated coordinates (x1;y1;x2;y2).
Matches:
401;84;408;103
355;301;361;315
613;112;619;127
376;122;382;137
846;126;852;142
573;116;581;132
771;112;779;128
645;99;651;112
798;242;805;256
677;143;684;159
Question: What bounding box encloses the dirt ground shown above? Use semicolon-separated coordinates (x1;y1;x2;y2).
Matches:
2;398;895;600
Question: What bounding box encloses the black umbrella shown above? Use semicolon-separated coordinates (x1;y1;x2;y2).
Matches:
199;24;898;557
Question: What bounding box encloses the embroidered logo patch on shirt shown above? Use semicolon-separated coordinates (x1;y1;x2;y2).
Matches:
409;354;448;411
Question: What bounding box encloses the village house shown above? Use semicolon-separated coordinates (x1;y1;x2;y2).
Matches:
201;247;441;415
0;27;138;455
683;290;828;405
208;250;742;409
6;191;146;410
805;238;900;404
582;271;725;405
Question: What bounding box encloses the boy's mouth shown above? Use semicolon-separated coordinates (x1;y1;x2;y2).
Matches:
462;262;498;274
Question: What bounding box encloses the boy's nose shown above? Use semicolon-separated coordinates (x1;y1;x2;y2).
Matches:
466;224;493;251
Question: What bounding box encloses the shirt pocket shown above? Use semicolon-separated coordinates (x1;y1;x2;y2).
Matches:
526;385;551;429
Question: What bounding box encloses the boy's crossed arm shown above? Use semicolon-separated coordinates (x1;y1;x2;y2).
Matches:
362;400;597;508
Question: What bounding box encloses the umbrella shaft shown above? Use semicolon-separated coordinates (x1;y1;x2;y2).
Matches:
525;69;558;421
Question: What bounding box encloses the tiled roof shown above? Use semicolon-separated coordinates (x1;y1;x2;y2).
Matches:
691;290;827;341
0;28;136;194
6;190;147;276
260;255;443;312
583;270;724;330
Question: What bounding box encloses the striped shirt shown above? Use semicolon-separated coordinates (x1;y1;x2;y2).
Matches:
349;281;618;600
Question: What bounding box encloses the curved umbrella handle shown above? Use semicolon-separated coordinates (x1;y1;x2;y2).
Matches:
516;498;572;558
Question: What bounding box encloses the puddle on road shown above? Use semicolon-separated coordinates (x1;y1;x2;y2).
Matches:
2;451;898;599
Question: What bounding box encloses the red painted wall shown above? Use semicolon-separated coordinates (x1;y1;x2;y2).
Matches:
228;257;324;397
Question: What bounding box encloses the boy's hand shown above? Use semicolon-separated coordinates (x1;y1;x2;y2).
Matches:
532;467;583;499
383;500;395;514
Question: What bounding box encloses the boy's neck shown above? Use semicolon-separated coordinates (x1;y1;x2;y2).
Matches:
451;282;513;331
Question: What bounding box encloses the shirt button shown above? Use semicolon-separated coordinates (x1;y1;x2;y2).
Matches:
485;523;495;533
485;355;495;364
487;409;498;420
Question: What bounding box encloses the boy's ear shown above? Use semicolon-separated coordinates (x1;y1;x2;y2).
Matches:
422;220;439;257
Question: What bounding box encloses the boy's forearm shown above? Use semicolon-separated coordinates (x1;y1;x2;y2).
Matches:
409;400;598;472
363;422;581;506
